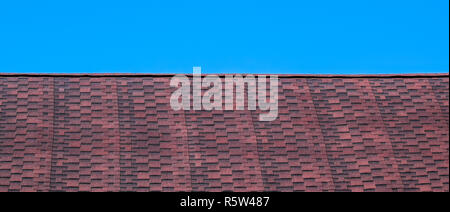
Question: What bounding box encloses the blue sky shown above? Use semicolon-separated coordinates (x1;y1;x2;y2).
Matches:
0;0;448;74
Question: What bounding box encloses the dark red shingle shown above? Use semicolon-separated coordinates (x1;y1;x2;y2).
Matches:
0;74;448;192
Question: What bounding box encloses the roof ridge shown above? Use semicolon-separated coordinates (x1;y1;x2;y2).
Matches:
0;73;448;78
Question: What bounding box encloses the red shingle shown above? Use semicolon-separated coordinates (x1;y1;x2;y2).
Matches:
0;74;448;192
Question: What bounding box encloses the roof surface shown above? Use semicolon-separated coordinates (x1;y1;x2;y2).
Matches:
0;73;448;192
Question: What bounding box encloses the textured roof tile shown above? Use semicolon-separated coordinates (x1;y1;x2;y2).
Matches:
0;74;448;192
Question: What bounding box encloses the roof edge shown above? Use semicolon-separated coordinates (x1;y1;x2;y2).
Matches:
0;73;448;78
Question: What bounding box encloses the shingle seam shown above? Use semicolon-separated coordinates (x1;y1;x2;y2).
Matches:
114;78;123;192
292;79;336;191
116;78;133;191
250;109;274;190
371;78;415;191
366;79;406;191
428;78;450;132
182;107;195;192
49;77;56;191
426;78;450;191
10;80;18;192
248;109;265;191
306;78;338;192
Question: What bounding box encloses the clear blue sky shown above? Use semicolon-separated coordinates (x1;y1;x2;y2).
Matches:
0;0;448;74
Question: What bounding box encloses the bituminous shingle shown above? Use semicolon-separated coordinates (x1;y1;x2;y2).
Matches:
0;74;448;192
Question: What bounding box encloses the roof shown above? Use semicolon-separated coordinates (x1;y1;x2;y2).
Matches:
0;73;448;192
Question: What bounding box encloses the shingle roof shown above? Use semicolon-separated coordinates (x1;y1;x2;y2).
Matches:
0;73;448;192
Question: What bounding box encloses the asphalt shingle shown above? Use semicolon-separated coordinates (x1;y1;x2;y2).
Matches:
0;74;448;192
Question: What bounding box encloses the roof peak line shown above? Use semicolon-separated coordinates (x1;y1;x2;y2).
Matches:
0;73;448;78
